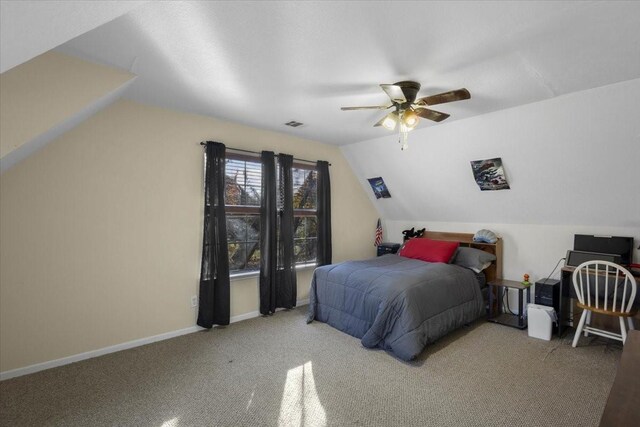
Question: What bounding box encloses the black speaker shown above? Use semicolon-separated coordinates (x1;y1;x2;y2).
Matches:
535;278;560;332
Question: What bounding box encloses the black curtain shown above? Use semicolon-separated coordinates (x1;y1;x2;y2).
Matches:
197;141;230;328
276;154;297;309
259;151;278;315
260;152;297;314
316;160;332;266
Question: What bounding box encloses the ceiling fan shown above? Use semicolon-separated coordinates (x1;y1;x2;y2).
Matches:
341;81;471;149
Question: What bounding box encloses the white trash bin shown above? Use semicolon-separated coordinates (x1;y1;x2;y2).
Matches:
527;303;557;341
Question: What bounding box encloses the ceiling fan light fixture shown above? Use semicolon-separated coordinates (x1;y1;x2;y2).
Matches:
401;109;419;130
381;111;399;130
340;81;471;151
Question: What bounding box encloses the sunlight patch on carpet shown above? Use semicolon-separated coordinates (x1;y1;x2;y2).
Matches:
278;361;326;427
160;417;179;427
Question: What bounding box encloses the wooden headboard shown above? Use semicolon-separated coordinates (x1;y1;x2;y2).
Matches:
420;231;503;283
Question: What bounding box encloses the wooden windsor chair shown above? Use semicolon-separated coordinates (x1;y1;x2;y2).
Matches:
571;260;637;347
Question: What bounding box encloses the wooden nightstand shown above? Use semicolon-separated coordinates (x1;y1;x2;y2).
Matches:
487;279;531;329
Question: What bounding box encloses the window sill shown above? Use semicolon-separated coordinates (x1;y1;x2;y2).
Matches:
229;263;317;282
295;262;318;271
229;270;260;281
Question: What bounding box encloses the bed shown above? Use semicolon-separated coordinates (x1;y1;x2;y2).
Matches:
306;231;503;361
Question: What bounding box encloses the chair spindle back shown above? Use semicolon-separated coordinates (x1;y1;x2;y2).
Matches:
572;261;636;314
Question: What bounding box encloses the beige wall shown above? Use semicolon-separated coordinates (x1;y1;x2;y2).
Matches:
0;99;377;372
0;51;134;158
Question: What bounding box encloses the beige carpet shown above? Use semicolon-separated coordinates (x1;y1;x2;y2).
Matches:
0;307;621;427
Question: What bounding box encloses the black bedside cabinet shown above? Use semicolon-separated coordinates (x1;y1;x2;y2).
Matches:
377;242;401;256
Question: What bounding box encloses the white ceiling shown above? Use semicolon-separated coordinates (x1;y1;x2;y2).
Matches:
0;1;148;73
36;1;640;145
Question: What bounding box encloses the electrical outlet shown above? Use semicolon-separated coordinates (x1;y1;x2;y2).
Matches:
191;295;198;307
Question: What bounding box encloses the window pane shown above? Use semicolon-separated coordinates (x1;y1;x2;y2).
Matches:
307;238;317;262
294;241;305;262
226;215;260;272
228;243;247;272
226;215;247;241
225;175;241;206
294;216;306;239
292;168;317;210
225;158;261;207
246;242;260;270
293;237;317;264
247;215;260;241
307;216;317;237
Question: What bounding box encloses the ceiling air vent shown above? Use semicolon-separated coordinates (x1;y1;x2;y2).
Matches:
284;121;304;128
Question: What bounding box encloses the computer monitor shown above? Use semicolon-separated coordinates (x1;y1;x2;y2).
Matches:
573;234;634;266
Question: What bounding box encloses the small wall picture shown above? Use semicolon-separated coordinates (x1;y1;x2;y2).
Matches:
367;177;391;199
470;157;510;191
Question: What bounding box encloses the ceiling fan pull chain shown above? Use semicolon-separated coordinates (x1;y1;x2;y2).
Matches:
399;124;409;150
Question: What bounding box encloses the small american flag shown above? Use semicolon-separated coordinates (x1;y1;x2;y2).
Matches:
374;218;383;246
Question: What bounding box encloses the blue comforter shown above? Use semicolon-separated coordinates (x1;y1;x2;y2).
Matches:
307;254;485;361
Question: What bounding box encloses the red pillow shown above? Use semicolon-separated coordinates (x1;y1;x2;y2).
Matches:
398;238;459;263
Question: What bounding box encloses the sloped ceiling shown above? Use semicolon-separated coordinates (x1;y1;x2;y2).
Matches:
54;1;640;145
2;1;638;228
341;78;640;228
0;52;136;172
0;0;147;73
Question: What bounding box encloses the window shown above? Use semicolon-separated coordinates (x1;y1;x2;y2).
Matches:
225;154;261;274
292;166;317;265
224;154;318;275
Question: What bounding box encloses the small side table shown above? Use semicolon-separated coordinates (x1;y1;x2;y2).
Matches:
487;279;531;329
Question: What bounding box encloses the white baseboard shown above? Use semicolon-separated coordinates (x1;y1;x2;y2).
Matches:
0;325;203;381
0;299;309;381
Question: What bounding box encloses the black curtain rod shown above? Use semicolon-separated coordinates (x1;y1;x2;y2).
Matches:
199;142;330;166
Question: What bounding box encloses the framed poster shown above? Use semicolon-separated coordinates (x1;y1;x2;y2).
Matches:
367;177;391;199
470;158;510;191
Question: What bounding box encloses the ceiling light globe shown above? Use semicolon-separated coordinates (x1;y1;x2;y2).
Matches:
382;112;399;130
402;110;419;129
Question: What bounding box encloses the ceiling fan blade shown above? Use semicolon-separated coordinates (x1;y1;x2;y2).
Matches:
380;84;407;103
414;108;450;122
417;88;470;106
341;105;391;111
373;115;387;127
